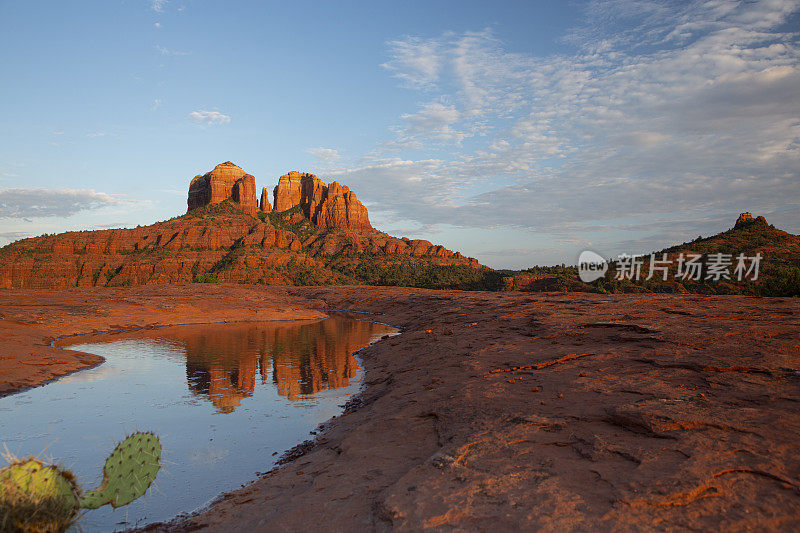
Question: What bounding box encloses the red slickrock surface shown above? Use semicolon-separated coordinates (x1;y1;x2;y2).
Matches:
0;286;797;531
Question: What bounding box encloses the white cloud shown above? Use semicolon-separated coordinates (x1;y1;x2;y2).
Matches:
0;231;31;244
396;102;466;144
151;0;167;13
154;22;162;29
362;0;800;251
188;110;230;126
381;37;443;88
306;147;340;163
402;102;459;131
0;188;122;218
155;45;190;56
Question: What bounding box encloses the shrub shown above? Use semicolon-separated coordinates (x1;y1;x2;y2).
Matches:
194;272;219;283
759;266;800;297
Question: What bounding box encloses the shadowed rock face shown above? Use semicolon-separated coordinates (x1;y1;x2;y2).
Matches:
274;172;372;231
188;162;258;216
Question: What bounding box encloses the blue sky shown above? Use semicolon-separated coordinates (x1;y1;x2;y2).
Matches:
1;0;798;268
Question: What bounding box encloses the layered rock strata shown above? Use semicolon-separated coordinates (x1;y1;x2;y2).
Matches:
188;162;258;216
273;172;371;231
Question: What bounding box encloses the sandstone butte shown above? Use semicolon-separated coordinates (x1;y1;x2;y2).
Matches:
188;161;259;216
0;162;480;289
734;211;768;229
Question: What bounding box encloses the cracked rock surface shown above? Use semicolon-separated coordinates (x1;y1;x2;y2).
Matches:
158;288;799;531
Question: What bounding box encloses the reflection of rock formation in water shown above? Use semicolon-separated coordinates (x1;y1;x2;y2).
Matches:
186;355;257;414
174;317;384;412
264;318;368;400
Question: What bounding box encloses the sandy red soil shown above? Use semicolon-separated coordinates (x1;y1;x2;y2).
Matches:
1;285;799;531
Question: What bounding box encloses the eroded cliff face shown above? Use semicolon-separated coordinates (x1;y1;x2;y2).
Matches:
0;162;481;289
189;165;371;232
734;212;768;229
188;162;258;216
273;172;372;231
273;172;308;213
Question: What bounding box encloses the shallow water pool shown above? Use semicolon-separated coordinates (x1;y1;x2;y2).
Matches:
0;316;395;531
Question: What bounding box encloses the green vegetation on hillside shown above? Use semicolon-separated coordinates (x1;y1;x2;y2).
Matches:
505;220;799;296
261;206;317;241
330;254;503;290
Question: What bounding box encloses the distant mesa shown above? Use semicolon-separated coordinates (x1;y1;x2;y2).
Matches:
0;160;481;289
734;212;768;229
188;163;371;232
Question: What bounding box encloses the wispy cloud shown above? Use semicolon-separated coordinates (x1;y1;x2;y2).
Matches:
150;0;167;13
393;101;466;145
0;231;31;244
188;110;230;126
306;147;340;163
155;45;190;56
91;222;132;229
0;188;123;218
349;0;800;256
381;36;443;89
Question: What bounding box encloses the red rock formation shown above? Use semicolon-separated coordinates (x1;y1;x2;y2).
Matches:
734;212;768;229
273;172;371;231
188;162;258;216
273;171;309;212
735;212;755;227
316;184;371;231
0;162;480;289
260;187;272;213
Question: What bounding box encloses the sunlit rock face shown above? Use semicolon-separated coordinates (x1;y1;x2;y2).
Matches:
273;171;309;212
273;171;372;231
187;161;258;216
0;162;480;289
734;212;768;229
187;164;370;230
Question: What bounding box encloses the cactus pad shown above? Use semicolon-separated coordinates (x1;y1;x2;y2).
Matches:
0;458;80;532
79;431;162;509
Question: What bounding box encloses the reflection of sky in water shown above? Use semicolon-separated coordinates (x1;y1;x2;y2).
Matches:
0;317;395;531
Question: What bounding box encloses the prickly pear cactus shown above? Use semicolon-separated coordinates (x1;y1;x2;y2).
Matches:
0;458;80;533
79;431;162;509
